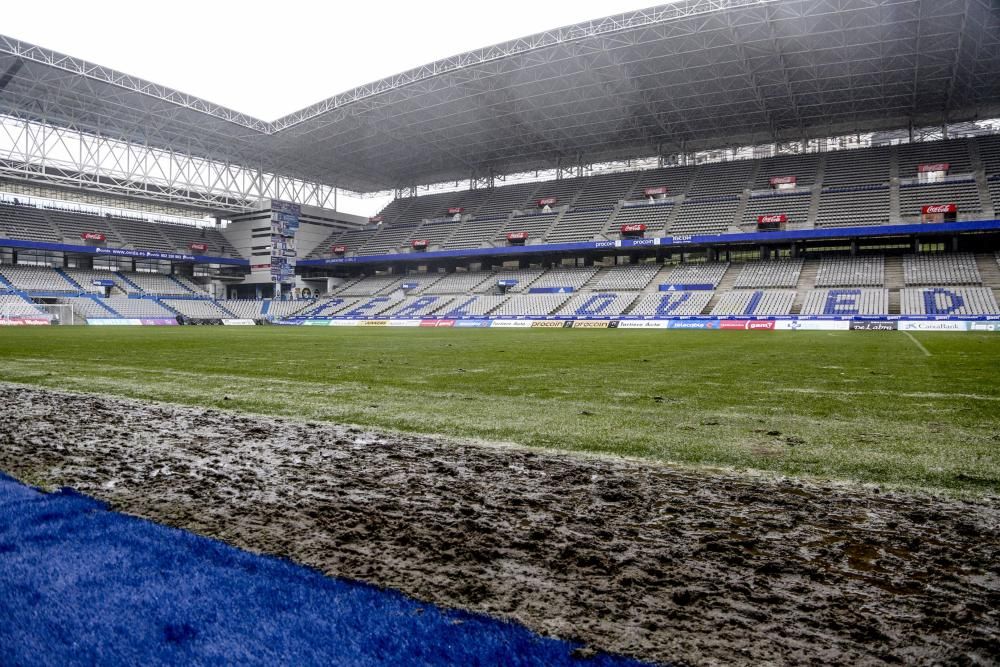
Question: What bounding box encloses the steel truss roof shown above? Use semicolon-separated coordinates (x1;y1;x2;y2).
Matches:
0;0;997;198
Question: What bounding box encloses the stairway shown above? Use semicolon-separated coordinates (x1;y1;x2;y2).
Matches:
114;271;143;293
975;252;1000;288
884;255;905;314
54;268;84;291
790;259;820;314
700;262;741;314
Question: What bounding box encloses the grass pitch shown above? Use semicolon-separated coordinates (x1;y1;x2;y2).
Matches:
0;327;997;494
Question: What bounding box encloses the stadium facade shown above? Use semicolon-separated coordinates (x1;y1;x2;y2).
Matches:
0;0;999;327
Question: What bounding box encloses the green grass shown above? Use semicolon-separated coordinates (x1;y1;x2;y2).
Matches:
1;327;998;494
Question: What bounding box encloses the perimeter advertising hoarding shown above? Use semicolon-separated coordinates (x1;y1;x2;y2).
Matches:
897;321;970;332
850;320;897;331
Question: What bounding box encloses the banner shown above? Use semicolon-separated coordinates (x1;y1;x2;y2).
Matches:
411;239;429;249
537;197;558;207
447;207;464;215
620;223;646;235
769;176;797;186
897;321;969;332
570;321;611;328
921;204;957;214
270;200;300;284
0;316;50;326
91;279;115;287
528;287;574;294
659;283;714;291
668;320;720;329
81;232;106;242
189;242;208;252
332;244;347;254
369;215;384;223
507;231;529;242
918;163;949;173
497;279;519;287
719;320;776;330
222;319;257;326
850;320;897;331
643;186;668;197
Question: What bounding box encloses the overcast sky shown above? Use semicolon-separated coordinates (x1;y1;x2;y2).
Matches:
5;0;654;120
3;1;655;217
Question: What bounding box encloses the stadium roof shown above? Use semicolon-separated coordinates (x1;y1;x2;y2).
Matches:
1;0;998;195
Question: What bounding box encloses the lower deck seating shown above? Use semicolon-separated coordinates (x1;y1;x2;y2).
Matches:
903;253;981;285
557;292;637;317
0;293;48;317
490;294;571;316
800;289;889;315
628;291;713;316
102;297;174;318
0;265;78;292
732;260;803;288
815;256;885;287
382;295;454;318
593;264;661;291
710;290;796;316
900;287;998;315
423;271;496;294
439;295;509;317
161;299;232;319
659;262;729;287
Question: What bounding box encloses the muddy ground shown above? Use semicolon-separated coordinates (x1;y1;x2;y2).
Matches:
0;383;998;666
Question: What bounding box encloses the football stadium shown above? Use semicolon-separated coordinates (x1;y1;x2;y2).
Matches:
2;1;999;664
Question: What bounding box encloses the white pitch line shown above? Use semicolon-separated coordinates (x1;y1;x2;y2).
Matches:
903;331;932;357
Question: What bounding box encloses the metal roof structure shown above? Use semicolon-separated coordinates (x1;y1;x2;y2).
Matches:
0;0;997;209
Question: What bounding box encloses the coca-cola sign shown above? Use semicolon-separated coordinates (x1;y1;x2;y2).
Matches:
921;204;957;214
918;163;949;173
537;197;558;207
620;223;647;234
643;186;668;196
447;207;464;215
369;215;384;223
769;176;797;186
332;244;347;254
507;231;529;241
757;215;788;224
189;242;208;252
81;232;106;242
411;239;429;248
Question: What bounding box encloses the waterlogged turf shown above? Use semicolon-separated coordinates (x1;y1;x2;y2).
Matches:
0;327;997;493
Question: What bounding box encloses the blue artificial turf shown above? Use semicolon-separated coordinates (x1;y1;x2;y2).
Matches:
0;472;652;667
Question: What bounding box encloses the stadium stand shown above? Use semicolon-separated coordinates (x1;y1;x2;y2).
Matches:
495;213;559;245
46;209;121;244
628;291;713;316
382;295;454;318
710;290;796;316
0;293;49;317
299;297;362;317
545;208;613;243
61;268;126;294
901;287;999;315
814;256;885;287
593;264;662;291
335;275;404;296
490;294;571;316
477;268;547;293
685;160;755;198
752;152;821;189
102;297;175;318
340;295;406;317
903;253;981;285
611;203;671;237
442;216;508;250
529;266;599;291
670;197;740;235
732;260;803;288
897;138;973;177
815;185;891;228
161;299;233;319
0;204;61;242
659;262;730;288
109;216;174;252
898;180;982;219
741;191;812;230
821;147;891;188
572;171;638;208
558;292;637;317
0;265;78;292
59;296;119;320
800;289;889;315
423;271;496;295
120;272;195;296
440;295;509;317
358;224;423;256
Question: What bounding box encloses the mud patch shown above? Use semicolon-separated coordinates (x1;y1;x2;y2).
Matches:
1;383;998;666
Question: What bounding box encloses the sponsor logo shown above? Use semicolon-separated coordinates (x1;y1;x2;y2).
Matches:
970;323;1000;332
719;320;776;330
898;321;969;332
769;176;797;185
81;232;106;241
625;238;656;246
332;245;348;253
531;320;568;328
0;317;51;326
360;320;389;326
368;215;384;223
571;321;610;328
189;242;208;252
850;320;897;331
506;231;529;241
455;320;492;328
757;215;787;224
537;197;558;207
643;186;668;196
411;239;429;248
617;320;669;328
222;319;257;326
775;320;851;331
594;241;616;248
921;204;957;214
620;223;646;234
918;163;949;173
490;320;533;328
671;235;692;244
668;321;714;329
